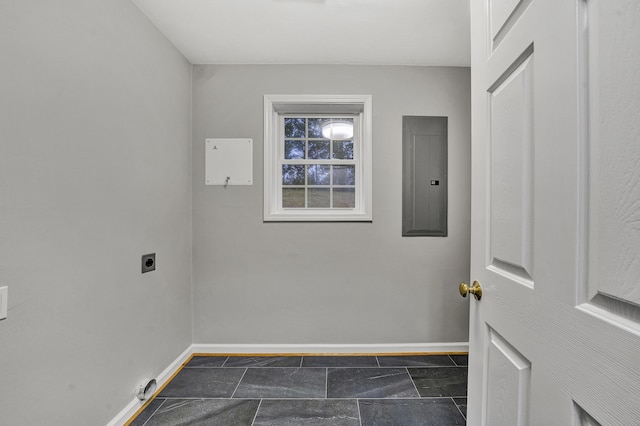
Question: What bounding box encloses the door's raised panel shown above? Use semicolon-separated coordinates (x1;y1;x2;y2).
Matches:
589;293;640;325
595;133;640;306
489;0;533;49
484;327;531;426
574;403;603;426
588;0;640;312
489;0;520;41
488;52;534;284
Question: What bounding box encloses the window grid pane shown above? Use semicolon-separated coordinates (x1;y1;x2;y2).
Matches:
281;115;358;210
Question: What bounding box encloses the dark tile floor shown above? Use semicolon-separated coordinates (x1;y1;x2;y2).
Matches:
129;354;468;426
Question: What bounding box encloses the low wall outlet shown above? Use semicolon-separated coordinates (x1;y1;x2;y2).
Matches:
0;286;7;320
141;253;156;274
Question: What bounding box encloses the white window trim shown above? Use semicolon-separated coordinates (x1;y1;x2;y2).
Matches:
264;94;373;221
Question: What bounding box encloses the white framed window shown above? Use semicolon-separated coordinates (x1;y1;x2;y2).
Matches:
264;95;372;221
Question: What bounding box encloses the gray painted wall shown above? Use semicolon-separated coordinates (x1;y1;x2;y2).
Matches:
192;65;471;345
0;1;192;424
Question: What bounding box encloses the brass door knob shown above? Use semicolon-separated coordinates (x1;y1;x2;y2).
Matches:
459;281;482;301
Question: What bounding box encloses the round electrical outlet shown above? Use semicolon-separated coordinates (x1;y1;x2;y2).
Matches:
141;253;156;273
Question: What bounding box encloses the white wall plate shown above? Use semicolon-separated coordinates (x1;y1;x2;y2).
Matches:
205;138;253;186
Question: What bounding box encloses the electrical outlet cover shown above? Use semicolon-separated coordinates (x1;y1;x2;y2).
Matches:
141;253;156;273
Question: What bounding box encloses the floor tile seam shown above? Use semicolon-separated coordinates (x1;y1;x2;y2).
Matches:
447;354;456;366
325;366;416;370
246;366;326;369
184;365;463;369
327;365;461;369
155;396;459;401
235;397;361;401
404;365;466;369
356;399;363;426
406;367;422;398
325;368;328;399
154;397;260;400
230;368;249;398
140;398;167;426
246;397;431;400
325;365;456;369
237;397;428;400
183;366;334;370
448;354;469;367
219;356;231;367
452;397;467;421
250;399;263;426
356;396;460;401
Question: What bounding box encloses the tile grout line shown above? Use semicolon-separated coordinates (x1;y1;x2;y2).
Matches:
406;367;422;398
188;366;410;369
452;397;467;421
357;399;363;426
230;368;248;399
140;398;167;426
375;356;381;368
186;364;460;370
325;368;328;399
250;399;263;426
448;354;461;366
156;396;451;400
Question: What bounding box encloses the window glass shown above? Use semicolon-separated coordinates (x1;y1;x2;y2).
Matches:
281;116;357;209
283;188;305;208
309;188;330;208
285;140;305;159
308;164;331;186
284;118;305;138
308;141;330;160
307;118;325;138
333;188;355;208
282;165;305;185
333;140;354;159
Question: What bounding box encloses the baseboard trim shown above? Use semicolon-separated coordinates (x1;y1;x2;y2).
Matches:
108;341;469;425
107;345;192;426
191;342;469;355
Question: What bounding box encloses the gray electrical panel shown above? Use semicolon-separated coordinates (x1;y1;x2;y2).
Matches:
402;116;448;237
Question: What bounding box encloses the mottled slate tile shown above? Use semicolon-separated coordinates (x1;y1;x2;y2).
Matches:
185;356;228;368
359;398;466;426
408;367;468;397
254;399;360;426
143;399;259;426
128;398;165;426
158;367;245;398
302;356;377;368
449;355;468;366
224;356;302;368
327;368;418;398
233;368;326;398
453;397;467;418
377;355;455;367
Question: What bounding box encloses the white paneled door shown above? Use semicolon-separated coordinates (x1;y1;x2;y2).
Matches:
466;0;640;424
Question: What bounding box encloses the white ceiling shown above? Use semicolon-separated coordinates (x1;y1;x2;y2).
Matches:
131;0;470;66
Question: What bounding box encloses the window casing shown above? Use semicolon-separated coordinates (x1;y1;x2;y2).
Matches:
264;95;372;221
